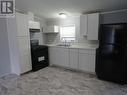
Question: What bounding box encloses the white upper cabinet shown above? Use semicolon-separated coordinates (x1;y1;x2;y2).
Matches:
80;13;99;40
44;25;59;33
16;12;29;37
87;13;99;40
29;21;40;29
80;15;88;36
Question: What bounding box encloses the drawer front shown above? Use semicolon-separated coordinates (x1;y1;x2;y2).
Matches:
79;49;96;54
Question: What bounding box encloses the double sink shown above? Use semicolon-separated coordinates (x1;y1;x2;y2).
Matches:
55;43;98;49
56;44;71;47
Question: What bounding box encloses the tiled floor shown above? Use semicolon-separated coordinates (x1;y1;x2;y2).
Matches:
0;66;127;95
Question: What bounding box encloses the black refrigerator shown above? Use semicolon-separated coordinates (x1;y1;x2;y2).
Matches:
96;23;127;84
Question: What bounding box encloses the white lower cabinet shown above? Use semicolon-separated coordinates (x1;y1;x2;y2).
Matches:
49;47;57;65
17;37;32;74
69;49;79;69
49;47;69;67
79;49;95;73
49;47;96;73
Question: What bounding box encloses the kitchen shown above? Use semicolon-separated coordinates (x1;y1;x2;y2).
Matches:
0;0;127;94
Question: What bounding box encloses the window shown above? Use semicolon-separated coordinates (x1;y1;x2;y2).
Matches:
60;25;76;42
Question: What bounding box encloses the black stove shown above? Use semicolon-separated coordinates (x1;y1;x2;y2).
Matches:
30;40;49;71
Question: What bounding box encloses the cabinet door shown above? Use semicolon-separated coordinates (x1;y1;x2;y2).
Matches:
17;37;32;74
56;47;69;67
79;51;95;73
80;15;88;36
45;26;59;33
49;47;69;67
29;21;40;29
69;49;78;69
16;12;29;36
49;47;57;65
87;13;99;40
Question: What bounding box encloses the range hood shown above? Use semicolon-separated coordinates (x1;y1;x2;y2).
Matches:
29;21;40;32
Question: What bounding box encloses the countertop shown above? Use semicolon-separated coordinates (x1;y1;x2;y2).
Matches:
44;43;98;50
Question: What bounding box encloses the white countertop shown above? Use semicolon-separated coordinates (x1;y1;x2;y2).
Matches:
44;43;98;50
69;44;98;49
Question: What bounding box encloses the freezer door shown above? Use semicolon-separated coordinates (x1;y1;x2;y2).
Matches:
99;24;127;46
99;25;115;44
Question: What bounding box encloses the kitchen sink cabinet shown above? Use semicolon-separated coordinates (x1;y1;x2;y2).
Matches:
49;46;96;73
49;47;69;67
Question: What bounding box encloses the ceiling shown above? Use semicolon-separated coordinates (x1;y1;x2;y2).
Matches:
15;0;127;19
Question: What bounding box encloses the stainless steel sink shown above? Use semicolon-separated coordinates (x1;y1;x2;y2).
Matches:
56;44;71;47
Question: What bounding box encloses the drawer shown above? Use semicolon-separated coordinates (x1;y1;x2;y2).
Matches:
79;49;96;54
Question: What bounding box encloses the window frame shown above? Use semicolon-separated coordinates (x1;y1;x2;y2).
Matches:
59;25;76;42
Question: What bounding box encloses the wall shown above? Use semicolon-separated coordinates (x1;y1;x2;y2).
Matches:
45;16;98;44
0;18;11;77
44;10;127;44
45;17;79;44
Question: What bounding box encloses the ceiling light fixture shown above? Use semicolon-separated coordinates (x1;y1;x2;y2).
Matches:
59;13;67;19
